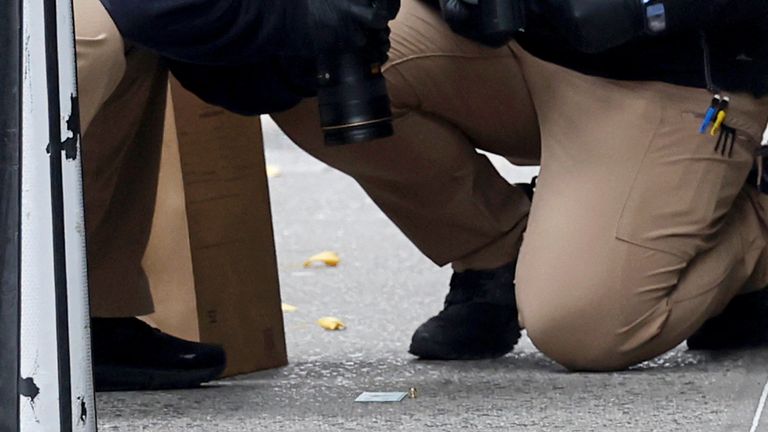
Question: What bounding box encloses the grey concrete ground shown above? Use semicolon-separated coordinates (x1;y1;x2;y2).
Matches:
98;118;768;431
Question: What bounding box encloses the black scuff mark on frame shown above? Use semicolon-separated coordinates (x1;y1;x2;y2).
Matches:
19;377;40;403
77;396;87;424
62;93;80;160
46;93;80;160
20;357;42;423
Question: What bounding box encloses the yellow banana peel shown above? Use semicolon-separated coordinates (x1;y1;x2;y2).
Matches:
317;317;346;331
303;251;341;268
266;165;282;178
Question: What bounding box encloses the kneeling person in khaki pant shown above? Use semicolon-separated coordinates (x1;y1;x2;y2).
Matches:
75;0;399;389
75;0;227;391
274;0;768;370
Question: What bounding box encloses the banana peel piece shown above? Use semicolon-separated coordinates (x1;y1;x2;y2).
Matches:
303;251;340;268
317;316;346;331
281;303;298;313
266;165;282;178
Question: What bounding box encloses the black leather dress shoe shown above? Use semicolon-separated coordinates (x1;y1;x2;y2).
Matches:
409;261;521;360
91;317;226;391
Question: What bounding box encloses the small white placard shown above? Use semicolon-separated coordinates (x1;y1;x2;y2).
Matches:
355;392;408;403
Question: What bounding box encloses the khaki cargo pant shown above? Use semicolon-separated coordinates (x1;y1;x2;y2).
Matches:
75;0;165;317
273;0;768;370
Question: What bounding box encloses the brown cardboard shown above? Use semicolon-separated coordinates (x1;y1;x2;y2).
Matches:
143;80;287;376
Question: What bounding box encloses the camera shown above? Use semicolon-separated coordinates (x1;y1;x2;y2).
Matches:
316;50;393;146
477;0;526;46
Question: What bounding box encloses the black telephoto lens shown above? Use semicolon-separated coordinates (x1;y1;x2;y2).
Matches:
316;51;394;145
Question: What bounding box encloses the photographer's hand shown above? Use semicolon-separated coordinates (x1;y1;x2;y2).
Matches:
438;0;525;47
277;0;398;98
438;0;476;40
307;0;400;58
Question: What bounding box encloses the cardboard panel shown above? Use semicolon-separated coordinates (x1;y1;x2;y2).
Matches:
146;80;286;376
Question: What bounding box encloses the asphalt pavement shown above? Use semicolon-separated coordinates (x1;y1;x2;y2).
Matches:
96;117;768;432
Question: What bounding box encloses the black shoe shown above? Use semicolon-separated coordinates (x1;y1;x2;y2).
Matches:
92;317;226;391
687;289;768;351
409;261;521;360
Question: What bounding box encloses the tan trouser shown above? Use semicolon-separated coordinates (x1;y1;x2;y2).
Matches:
75;0;166;317
273;0;768;370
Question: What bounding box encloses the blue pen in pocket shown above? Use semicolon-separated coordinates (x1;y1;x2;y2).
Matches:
699;95;721;134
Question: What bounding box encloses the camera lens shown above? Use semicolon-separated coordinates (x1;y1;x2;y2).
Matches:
317;51;394;145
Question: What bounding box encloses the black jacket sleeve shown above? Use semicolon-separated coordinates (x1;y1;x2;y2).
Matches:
167;60;310;116
99;0;306;65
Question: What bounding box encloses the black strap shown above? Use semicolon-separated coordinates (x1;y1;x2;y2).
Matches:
43;0;74;427
0;0;22;428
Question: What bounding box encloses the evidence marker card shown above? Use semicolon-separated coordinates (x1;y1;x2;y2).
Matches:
355;392;409;403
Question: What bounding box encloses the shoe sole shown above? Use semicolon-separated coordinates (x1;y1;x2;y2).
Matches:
409;335;519;361
95;363;226;392
409;348;512;361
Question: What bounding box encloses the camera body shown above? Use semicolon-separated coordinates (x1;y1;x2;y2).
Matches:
477;0;526;46
314;0;522;146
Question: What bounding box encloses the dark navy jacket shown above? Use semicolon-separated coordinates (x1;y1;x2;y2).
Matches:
100;0;767;116
99;0;312;114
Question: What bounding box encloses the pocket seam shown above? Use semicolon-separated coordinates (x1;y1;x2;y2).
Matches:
615;107;758;259
614;109;665;248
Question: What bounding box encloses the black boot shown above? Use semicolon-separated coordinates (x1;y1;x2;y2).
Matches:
92;317;226;391
409;261;521;360
687;289;768;350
